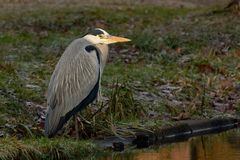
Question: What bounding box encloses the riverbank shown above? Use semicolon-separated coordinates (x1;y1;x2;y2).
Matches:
1;118;239;159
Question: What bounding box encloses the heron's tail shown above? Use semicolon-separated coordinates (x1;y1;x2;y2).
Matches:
44;107;62;138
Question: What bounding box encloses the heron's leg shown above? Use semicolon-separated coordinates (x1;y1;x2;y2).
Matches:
74;115;79;140
97;90;102;102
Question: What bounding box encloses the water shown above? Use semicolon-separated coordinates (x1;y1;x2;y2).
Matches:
100;130;240;160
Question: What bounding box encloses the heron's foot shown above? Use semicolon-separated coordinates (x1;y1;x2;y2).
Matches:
74;114;91;139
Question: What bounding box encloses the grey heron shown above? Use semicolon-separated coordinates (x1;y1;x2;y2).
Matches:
45;28;130;138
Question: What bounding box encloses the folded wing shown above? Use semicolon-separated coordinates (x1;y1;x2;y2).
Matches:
45;39;100;137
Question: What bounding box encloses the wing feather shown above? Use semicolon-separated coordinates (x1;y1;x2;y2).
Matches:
45;39;100;137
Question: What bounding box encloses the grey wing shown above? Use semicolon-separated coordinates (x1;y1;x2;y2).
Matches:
45;40;100;137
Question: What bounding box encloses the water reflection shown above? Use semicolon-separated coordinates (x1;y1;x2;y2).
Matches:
100;130;240;160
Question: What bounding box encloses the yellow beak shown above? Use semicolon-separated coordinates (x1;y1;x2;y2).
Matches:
102;35;131;44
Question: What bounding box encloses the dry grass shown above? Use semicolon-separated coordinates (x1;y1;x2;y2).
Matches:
0;137;98;160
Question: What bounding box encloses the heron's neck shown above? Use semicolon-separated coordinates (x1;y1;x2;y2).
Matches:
96;44;109;68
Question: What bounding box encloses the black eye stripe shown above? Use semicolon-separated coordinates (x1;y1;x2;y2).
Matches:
85;45;100;64
85;45;96;52
90;29;104;36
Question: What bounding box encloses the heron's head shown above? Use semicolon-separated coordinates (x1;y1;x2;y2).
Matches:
84;28;131;45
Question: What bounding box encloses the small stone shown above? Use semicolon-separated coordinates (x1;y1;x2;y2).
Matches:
26;84;41;90
112;142;124;152
39;31;48;38
0;131;4;137
135;134;155;149
5;123;15;129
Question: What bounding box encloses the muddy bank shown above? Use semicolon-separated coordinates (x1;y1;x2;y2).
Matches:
134;118;239;148
100;129;240;160
96;118;239;151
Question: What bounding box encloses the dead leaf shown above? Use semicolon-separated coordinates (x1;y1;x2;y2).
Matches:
234;49;240;57
196;63;215;74
175;47;182;54
172;112;190;121
218;67;227;75
218;79;234;90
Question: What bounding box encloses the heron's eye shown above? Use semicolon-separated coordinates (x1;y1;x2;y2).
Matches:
98;34;105;39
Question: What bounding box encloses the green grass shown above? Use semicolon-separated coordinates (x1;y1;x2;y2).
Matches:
0;5;192;125
0;3;240;158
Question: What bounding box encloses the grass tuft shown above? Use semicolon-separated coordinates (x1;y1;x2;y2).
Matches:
0;137;99;160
